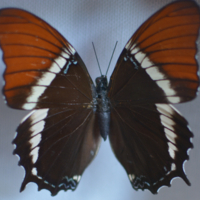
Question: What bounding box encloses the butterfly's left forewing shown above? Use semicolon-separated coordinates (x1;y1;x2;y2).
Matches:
108;0;200;193
0;8;93;110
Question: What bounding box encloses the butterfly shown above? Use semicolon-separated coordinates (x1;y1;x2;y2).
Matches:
0;0;199;196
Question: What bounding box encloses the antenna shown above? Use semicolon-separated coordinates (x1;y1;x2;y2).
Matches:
92;42;102;76
105;41;118;76
92;41;118;76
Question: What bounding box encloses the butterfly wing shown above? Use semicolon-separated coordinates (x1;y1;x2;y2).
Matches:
0;8;94;110
0;8;101;195
108;0;200;193
13;107;100;196
108;0;199;104
109;103;192;193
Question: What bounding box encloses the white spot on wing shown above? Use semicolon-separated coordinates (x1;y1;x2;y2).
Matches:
30;146;40;163
156;80;181;103
171;163;176;171
165;96;181;103
156;104;175;118
168;142;177;159
129;46;180;104
28;109;48;164
29;133;41;149
23;86;48;110
29;108;49;125
141;56;153;68
30;121;45;137
160;115;175;130
164;128;176;144
73;175;81;182
128;174;135;182
146;66;165;80
68;44;76;55
155;104;178;160
156;80;175;95
130;47;139;54
135;51;146;63
125;39;133;49
23;103;37;110
22;50;71;110
31;167;38;176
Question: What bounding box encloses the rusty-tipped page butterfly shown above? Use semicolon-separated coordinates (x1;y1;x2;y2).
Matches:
0;0;200;196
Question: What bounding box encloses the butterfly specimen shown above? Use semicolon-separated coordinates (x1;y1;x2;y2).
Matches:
0;0;200;196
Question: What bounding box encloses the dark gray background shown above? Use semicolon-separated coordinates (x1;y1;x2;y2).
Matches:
0;0;200;200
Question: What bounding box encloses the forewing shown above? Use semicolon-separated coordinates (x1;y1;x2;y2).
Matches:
0;8;94;110
13;107;101;195
109;103;192;193
108;1;200;104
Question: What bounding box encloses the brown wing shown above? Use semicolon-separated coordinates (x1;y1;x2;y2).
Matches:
0;8;101;195
13;107;101;195
109;103;192;193
108;0;200;193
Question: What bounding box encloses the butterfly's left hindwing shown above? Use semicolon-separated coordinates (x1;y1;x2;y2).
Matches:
13;108;101;196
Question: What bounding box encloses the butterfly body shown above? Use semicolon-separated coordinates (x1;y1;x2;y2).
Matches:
95;76;110;140
0;0;200;196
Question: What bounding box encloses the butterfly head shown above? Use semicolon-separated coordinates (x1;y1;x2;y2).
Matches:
95;75;108;93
